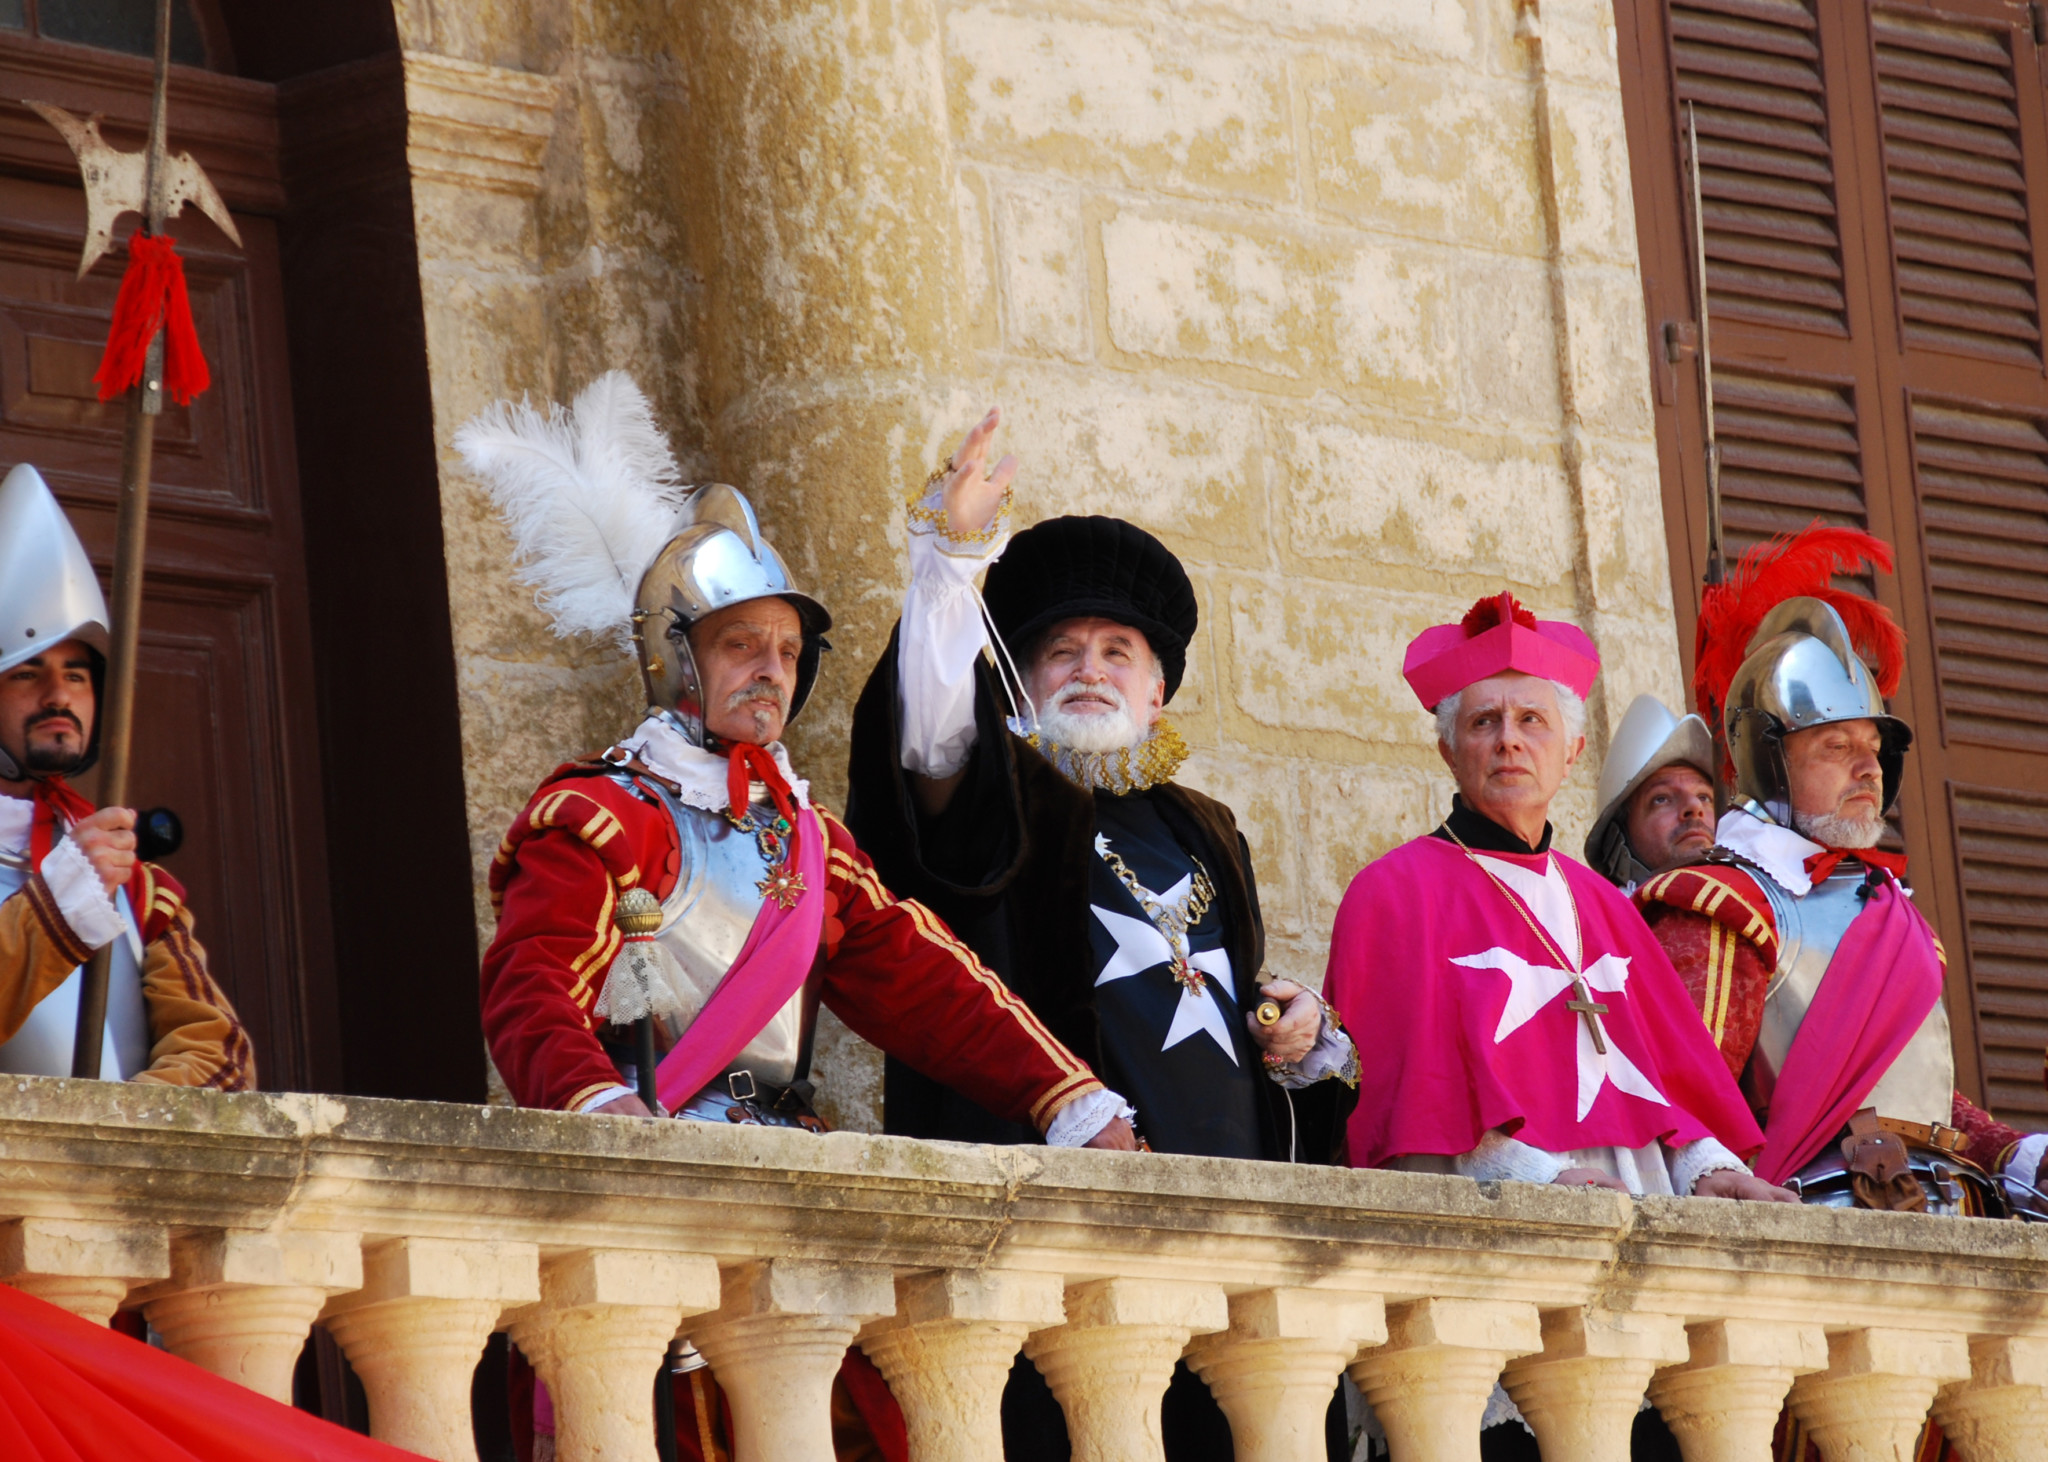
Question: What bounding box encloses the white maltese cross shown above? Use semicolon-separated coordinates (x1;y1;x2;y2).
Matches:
1451;947;1669;1120
1091;887;1239;1064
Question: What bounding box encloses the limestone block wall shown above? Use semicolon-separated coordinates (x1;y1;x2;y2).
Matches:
395;0;1685;1126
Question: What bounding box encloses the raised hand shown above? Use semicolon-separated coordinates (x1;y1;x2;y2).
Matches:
941;406;1017;541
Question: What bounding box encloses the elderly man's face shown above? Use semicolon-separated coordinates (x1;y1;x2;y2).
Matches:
1438;673;1583;841
1026;617;1164;752
1784;717;1887;848
1624;763;1716;873
689;598;804;746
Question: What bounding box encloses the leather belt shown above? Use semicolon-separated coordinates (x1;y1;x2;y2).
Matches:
1874;1115;1969;1154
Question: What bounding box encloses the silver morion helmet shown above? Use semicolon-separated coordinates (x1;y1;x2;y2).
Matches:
632;484;831;743
1583;693;1715;887
0;463;110;779
455;372;830;747
1723;596;1911;827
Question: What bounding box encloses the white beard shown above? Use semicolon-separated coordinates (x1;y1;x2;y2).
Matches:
1036;683;1147;754
1795;805;1885;849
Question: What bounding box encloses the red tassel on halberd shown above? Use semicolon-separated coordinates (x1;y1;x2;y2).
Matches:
93;232;211;406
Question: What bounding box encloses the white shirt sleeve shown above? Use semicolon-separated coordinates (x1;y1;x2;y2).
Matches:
1666;1135;1749;1196
1265;1005;1360;1090
1043;1086;1137;1147
576;1084;641;1115
1447;1129;1569;1185
2005;1132;2048;1195
38;837;125;952
897;492;1012;780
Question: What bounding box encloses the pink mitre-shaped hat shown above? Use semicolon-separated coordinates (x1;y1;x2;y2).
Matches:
1403;591;1600;709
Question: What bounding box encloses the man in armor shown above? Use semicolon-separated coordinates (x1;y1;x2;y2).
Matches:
463;376;1136;1460
1582;693;1717;893
1635;527;2044;1213
0;462;253;1089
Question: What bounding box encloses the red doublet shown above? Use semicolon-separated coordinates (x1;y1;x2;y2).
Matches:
1636;863;2022;1172
482;760;1105;1124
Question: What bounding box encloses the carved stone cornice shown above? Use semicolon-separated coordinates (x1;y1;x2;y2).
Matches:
399;51;558;198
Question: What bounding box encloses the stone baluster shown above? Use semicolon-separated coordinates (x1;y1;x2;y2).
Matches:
322;1236;540;1462
1931;1335;2048;1462
509;1249;721;1462
1184;1288;1387;1462
1502;1307;1690;1462
1647;1318;1828;1462
1022;1277;1228;1462
0;1216;168;1325
858;1269;1066;1462
137;1229;363;1402
1787;1328;1971;1462
686;1259;896;1462
1347;1298;1542;1462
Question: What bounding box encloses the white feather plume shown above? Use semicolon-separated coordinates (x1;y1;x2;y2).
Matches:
455;371;687;649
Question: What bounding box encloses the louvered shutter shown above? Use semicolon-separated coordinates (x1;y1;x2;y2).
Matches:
1673;0;1852;331
1619;0;2048;1127
1873;10;2044;365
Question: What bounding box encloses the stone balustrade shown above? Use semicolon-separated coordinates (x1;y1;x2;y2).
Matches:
2;1076;2045;1462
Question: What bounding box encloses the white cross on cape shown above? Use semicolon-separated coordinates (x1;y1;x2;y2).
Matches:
1451;946;1670;1120
1091;885;1240;1064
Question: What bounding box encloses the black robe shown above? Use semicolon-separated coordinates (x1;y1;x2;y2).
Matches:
845;627;1355;1165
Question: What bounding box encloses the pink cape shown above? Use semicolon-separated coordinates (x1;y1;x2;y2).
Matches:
1326;836;1762;1168
656;805;828;1111
0;1283;418;1460
1752;878;1945;1185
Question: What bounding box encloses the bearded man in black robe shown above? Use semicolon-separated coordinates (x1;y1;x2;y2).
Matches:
847;409;1359;1458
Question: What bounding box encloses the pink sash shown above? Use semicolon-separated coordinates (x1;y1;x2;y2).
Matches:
1753;879;1945;1184
655;806;827;1111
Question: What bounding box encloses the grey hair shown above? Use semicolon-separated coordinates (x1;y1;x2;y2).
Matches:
1434;681;1587;750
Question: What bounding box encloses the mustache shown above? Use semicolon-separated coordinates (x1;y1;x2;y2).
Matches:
24;708;82;736
1052;680;1128;712
724;681;787;713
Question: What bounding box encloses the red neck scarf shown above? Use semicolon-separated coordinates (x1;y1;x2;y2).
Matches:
28;776;95;865
723;741;798;828
1804;846;1908;886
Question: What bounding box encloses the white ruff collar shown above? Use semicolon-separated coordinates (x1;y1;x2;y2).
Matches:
1715;807;1823;897
611;714;810;814
1006;715;1189;795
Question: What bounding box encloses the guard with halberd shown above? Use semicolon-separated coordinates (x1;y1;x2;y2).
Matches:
0;462;253;1090
1635;525;2044;1215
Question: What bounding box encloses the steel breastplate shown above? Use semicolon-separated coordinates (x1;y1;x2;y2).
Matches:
1750;865;1953;1126
627;774;805;1088
0;856;150;1079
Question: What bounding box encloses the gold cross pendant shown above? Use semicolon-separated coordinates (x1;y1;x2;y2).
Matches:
757;866;806;910
1565;978;1610;1055
1170;958;1207;998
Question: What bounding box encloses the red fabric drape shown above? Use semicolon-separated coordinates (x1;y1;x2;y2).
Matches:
0;1283;421;1461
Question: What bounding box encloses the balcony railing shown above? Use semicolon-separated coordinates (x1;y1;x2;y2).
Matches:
2;1076;2045;1462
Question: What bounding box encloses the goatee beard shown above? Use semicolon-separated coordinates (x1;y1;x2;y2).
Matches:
23;743;84;775
1037;694;1144;754
1794;805;1885;849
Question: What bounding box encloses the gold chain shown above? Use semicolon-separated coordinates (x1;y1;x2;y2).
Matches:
1096;840;1216;969
908;455;1012;545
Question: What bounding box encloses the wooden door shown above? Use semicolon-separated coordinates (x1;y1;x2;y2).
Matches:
1616;0;2048;1129
0;35;338;1090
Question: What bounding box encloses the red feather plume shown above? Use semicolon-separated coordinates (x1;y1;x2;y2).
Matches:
1694;524;1905;741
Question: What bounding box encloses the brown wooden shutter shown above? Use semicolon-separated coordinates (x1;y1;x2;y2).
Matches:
1618;0;2048;1129
1673;0;1852;333
1949;783;2048;1121
1873;10;2044;365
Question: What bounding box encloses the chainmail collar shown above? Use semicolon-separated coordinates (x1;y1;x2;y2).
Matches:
1007;714;1190;795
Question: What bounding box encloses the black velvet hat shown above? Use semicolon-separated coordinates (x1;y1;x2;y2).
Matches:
983;515;1198;701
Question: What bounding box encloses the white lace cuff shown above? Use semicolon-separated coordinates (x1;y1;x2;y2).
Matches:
576;1085;638;1115
898;516;1011;780
1267;1008;1359;1090
1450;1130;1568;1185
2005;1132;2048;1193
1044;1087;1136;1148
1668;1136;1748;1196
39;837;124;951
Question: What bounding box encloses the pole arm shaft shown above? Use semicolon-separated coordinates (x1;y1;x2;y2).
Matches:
1685;103;1726;587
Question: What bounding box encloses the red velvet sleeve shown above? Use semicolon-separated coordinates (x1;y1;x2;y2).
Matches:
814;812;1105;1132
1949;1090;2029;1175
1636;866;1780;1084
